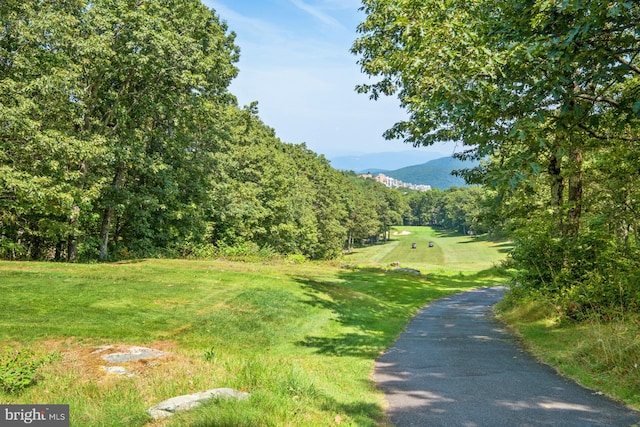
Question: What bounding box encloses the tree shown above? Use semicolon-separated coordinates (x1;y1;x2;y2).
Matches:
406;187;488;234
341;174;380;251
0;0;105;260
353;0;640;317
79;0;239;260
1;0;240;261
286;144;348;260
206;105;349;260
342;173;408;248
353;0;639;234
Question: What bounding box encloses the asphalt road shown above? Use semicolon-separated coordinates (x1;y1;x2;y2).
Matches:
373;286;640;427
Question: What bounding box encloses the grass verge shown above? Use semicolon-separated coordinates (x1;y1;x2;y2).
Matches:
496;291;640;410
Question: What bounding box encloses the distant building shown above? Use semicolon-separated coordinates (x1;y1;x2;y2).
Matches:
358;173;431;191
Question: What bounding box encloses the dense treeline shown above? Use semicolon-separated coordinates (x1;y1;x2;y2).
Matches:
405;186;488;236
0;0;407;262
354;0;640;319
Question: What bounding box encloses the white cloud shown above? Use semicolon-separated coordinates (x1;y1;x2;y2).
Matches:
289;0;346;30
207;2;289;42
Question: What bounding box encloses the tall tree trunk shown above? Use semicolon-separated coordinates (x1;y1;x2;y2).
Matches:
67;204;80;262
565;148;583;238
99;165;126;261
55;241;63;261
548;148;564;233
31;235;43;260
98;207;113;261
68;160;88;262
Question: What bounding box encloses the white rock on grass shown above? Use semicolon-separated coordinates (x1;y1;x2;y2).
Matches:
101;346;165;363
101;366;135;377
148;388;250;419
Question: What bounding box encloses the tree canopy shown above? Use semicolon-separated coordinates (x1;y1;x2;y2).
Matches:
353;0;640;319
0;0;407;262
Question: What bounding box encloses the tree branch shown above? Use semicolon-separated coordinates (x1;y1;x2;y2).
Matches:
616;55;640;75
578;123;638;142
575;93;620;108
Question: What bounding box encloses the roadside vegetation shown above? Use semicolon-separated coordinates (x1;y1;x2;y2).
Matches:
496;290;640;410
355;1;640;312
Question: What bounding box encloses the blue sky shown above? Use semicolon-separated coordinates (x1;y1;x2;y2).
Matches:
203;0;456;158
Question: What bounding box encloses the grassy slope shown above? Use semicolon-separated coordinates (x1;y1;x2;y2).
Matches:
0;227;508;426
496;297;640;410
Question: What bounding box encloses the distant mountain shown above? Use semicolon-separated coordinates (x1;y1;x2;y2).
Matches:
359;168;388;175
329;150;448;172
386;156;479;190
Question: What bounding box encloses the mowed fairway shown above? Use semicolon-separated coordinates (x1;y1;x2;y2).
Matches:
0;227;509;426
347;226;512;273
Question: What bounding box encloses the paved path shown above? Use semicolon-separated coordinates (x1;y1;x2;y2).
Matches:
373;286;640;426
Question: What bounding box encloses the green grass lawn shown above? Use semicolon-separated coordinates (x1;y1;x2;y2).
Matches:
0;227;509;426
347;226;511;273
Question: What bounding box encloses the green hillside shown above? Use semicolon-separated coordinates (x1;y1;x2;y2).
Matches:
386;156;479;189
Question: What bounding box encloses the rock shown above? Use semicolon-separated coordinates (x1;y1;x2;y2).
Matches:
148;388;250;419
101;346;165;363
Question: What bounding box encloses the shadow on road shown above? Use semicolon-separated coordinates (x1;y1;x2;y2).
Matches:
373;286;640;427
292;267;508;359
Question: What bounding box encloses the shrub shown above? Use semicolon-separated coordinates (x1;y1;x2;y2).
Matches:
0;349;59;394
506;221;640;321
285;253;308;264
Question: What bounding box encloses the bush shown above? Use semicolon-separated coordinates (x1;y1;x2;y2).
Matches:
182;242;281;261
506;221;640;321
0;349;59;394
505;222;565;294
285;253;308;264
555;259;640;321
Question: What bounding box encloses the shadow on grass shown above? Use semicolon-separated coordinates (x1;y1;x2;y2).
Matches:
293;266;510;359
190;397;387;427
319;396;389;427
434;230;512;249
435;230;464;238
113;259;146;264
492;241;515;253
